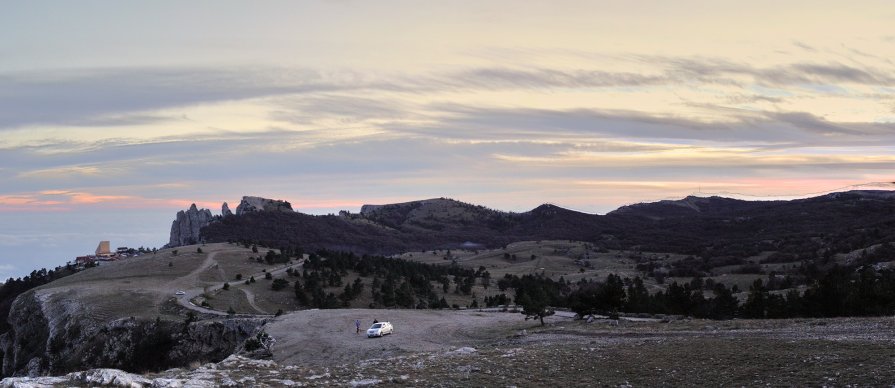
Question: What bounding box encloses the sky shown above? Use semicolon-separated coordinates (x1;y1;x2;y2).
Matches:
1;1;894;279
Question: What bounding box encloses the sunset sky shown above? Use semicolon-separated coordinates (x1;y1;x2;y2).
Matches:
1;1;894;278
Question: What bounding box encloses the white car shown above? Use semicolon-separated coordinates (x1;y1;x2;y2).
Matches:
367;322;393;337
175;290;186;296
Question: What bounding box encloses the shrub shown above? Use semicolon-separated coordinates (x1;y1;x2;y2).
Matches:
271;278;289;291
244;337;262;351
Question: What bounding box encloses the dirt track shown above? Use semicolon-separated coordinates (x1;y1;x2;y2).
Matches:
264;309;530;366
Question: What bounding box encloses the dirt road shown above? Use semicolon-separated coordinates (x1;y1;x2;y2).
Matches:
172;249;296;316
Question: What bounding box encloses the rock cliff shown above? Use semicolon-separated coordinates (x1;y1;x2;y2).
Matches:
235;196;294;215
167;204;214;247
222;202;233;218
0;290;264;377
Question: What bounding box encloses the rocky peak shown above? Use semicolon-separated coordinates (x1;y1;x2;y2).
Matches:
222;202;233;218
235;196;294;215
168;204;214;247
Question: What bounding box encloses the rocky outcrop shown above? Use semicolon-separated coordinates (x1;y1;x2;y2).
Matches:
235;196;294;215
0;289;265;377
0;292;49;377
168;204;214;247
166;197;294;247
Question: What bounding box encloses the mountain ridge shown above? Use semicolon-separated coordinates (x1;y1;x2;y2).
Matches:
184;190;895;261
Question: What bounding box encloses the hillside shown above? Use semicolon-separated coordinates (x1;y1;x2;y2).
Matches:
197;191;895;267
200;198;608;254
0;244;273;377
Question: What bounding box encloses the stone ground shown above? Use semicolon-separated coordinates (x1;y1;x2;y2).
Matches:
4;312;895;387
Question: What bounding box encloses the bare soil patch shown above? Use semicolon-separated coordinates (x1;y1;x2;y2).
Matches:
264;309;526;367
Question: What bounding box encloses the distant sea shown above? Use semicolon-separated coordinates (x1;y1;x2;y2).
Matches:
0;210;172;280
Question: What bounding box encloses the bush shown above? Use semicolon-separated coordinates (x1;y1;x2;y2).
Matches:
265;272;273;280
244;337;262;351
235;274;243;280
271;278;289;291
222;282;230;290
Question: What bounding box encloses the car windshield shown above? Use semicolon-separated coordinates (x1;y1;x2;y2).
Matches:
371;323;382;329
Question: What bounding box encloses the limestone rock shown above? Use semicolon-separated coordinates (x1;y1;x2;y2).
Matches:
222;202;233;218
235;196;293;215
0;289;265;378
168;204;214;247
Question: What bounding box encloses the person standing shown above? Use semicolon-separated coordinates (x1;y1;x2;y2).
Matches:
355;319;361;334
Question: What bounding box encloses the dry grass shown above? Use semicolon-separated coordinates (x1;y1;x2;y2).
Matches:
33;243;264;321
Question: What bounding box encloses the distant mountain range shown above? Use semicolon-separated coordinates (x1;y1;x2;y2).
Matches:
187;191;895;260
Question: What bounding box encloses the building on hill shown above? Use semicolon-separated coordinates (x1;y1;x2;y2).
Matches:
75;256;95;266
95;241;112;257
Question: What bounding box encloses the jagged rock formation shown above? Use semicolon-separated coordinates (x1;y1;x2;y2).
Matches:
166;197;293;248
0;290;264;377
235;196;293;215
222;202;233;218
167;204;214;247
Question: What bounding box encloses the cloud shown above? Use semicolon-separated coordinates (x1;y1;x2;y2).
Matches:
394;103;895;147
18;165;104;179
1;54;892;135
0;67;384;130
653;56;895;87
0;189;220;212
764;111;863;136
445;67;666;89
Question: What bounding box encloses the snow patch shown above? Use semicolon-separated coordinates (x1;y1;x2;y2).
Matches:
70;368;151;388
349;378;382;387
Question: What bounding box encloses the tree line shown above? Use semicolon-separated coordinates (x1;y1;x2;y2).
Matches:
513;265;895;324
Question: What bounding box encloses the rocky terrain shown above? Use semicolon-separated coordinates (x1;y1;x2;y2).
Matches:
0;244;270;377
235;196;294;216
3;313;894;387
